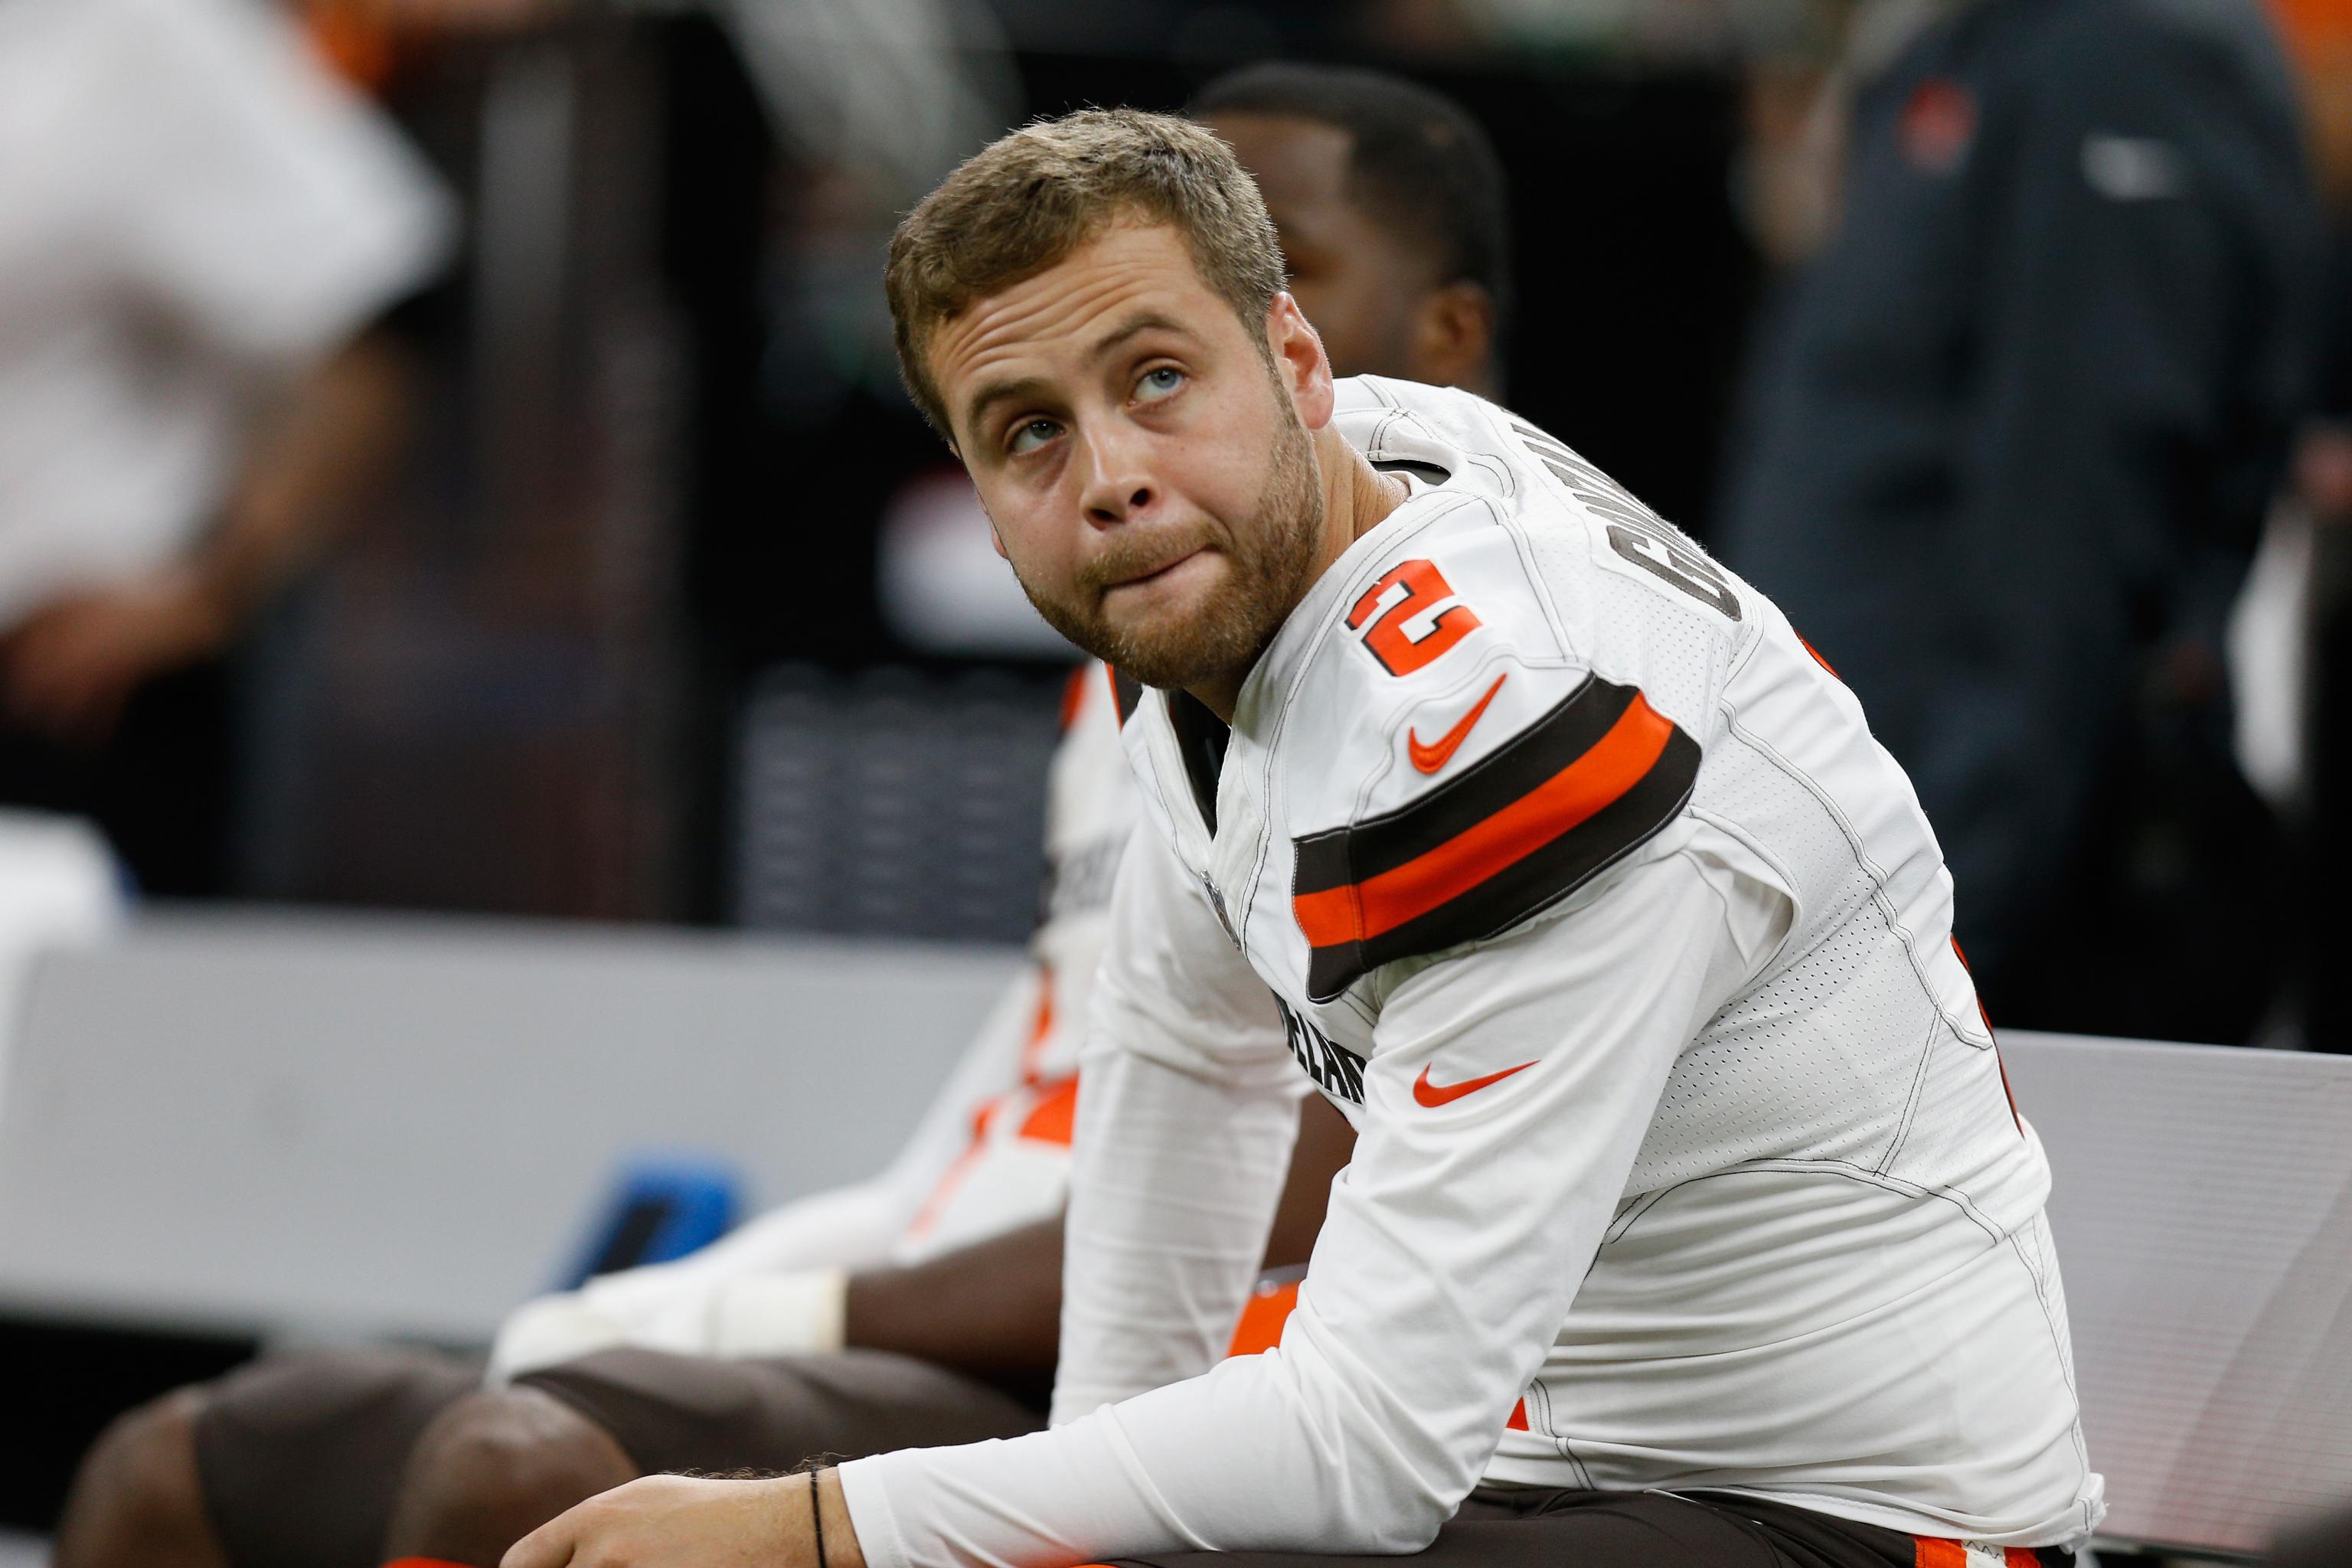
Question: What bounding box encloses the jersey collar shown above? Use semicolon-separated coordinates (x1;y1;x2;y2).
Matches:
1230;403;1473;743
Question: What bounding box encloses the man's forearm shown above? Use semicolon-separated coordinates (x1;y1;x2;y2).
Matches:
847;1217;1066;1403
194;328;416;625
844;1097;1356;1401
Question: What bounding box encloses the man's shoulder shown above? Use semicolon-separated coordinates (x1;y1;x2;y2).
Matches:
1330;381;1753;639
1272;397;1742;810
1330;375;1504;466
1259;509;1709;999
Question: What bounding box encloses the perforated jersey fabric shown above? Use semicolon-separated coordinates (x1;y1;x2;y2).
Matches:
838;378;2102;1568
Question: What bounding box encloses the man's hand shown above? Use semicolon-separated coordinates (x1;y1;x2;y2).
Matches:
0;573;232;745
504;1468;868;1568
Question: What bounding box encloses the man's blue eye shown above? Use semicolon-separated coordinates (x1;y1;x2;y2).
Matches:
1138;367;1184;401
1009;419;1059;455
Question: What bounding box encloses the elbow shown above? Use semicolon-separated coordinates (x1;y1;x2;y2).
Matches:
1388;1488;1457;1553
1312;1491;1451;1557
1282;1436;1455;1557
1232;1341;1483;1556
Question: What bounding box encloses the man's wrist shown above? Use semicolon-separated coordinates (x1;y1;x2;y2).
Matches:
815;1467;869;1568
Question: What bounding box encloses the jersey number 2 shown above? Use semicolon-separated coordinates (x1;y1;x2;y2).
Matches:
1348;560;1481;676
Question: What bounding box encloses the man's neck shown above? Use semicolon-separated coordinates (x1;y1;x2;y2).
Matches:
1186;427;1410;721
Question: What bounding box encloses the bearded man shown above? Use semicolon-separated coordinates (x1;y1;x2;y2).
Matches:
519;107;2102;1568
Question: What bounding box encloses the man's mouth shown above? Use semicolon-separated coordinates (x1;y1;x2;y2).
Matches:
1104;546;1207;591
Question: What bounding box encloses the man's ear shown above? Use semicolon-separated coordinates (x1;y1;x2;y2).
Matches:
1410;282;1498;396
1266;292;1336;429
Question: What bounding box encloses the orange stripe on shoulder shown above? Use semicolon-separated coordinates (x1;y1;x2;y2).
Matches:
1296;693;1672;946
1289;676;1699;1001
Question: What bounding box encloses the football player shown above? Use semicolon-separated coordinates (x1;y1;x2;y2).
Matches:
513;108;2102;1568
54;67;1514;1568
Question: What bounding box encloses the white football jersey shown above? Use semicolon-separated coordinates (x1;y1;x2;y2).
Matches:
492;663;1158;1375
840;378;2102;1568
888;660;1144;1261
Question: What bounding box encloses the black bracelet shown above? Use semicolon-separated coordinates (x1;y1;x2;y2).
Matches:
808;1470;829;1568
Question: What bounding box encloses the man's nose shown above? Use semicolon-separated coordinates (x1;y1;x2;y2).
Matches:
1078;426;1156;526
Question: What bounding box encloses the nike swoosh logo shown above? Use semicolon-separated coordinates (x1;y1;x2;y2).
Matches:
1413;1060;1537;1108
1408;673;1508;774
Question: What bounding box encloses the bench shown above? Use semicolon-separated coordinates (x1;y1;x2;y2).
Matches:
2003;1031;2352;1560
2;923;2342;1558
0;908;1018;1344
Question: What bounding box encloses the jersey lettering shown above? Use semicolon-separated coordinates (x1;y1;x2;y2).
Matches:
1276;995;1367;1103
1510;421;1743;622
1347;559;1482;676
1606;524;1744;620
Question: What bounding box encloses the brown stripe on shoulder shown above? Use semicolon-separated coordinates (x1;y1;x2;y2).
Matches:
1290;676;1700;1001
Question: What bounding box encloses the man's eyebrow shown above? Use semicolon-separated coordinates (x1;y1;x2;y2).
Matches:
1091;312;1196;358
963;374;1050;440
960;315;1200;437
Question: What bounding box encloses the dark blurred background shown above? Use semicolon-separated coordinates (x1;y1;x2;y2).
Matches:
8;0;2349;1018
234;2;1770;946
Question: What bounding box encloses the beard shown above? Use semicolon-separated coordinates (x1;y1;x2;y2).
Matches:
1010;399;1325;693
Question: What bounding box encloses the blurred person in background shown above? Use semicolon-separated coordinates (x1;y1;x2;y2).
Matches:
1717;0;2318;1044
0;0;452;897
1193;64;1508;402
52;63;1511;1568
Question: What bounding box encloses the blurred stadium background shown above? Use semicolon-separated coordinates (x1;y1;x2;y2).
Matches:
3;0;2351;1559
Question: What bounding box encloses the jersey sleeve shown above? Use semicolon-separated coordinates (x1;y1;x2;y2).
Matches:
1051;826;1302;1423
837;832;1792;1568
1282;518;1707;1003
483;958;1047;1382
492;687;1142;1369
683;959;1051;1277
1293;671;1701;1001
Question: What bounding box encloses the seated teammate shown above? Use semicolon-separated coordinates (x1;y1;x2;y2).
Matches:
514;109;2105;1568
53;66;1514;1568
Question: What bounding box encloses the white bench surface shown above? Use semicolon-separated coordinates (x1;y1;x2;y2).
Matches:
2;929;2344;1557
0;908;1017;1343
2004;1031;2352;1557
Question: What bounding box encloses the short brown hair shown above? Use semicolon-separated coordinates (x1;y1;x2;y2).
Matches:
885;108;1287;440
